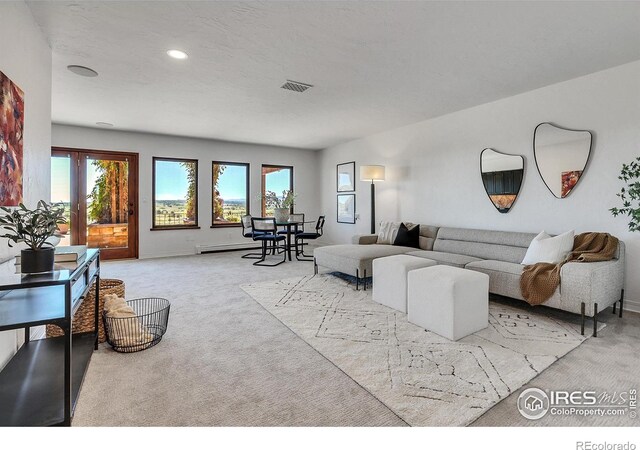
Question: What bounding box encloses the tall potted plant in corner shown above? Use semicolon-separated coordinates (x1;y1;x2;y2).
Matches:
610;156;640;232
263;190;296;223
0;201;67;273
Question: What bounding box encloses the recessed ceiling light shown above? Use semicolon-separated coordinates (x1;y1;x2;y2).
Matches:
167;49;188;60
96;122;114;127
67;65;98;77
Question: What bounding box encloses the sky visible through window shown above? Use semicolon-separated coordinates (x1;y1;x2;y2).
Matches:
217;165;247;200
155;160;190;200
264;169;291;197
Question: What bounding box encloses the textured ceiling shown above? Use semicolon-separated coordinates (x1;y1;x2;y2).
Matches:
27;1;640;150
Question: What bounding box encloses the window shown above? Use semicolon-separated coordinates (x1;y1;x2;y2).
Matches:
152;157;198;229
212;161;249;227
261;165;293;216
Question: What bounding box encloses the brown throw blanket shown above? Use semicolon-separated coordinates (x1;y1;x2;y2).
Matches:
520;232;619;305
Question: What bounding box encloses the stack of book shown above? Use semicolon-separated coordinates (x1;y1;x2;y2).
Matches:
15;245;88;265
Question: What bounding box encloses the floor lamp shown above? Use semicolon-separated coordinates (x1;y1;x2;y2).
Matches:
360;165;385;234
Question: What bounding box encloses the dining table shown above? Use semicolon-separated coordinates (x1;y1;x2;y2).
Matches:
275;220;315;261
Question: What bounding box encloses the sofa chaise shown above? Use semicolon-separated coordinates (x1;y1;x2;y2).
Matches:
313;225;625;335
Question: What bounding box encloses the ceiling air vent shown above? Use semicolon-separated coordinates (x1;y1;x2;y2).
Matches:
281;80;313;93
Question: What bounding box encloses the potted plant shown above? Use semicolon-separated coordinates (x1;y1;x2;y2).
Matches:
610;157;640;232
0;201;67;273
262;190;297;223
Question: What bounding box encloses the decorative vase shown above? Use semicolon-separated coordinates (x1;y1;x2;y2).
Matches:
20;247;55;274
274;208;290;223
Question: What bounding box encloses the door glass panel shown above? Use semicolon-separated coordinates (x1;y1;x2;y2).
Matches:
86;157;129;249
51;155;72;246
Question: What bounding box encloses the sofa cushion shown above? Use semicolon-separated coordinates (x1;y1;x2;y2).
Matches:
314;244;416;277
464;259;526;301
406;250;482;268
433;227;537;264
377;221;402;244
521;230;574;265
394;223;420;248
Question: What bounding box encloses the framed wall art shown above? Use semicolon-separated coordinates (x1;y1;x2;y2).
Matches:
337;193;356;224
337;161;355;192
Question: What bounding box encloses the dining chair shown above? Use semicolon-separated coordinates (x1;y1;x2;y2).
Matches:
240;215;265;259
251;217;287;266
295;215;325;261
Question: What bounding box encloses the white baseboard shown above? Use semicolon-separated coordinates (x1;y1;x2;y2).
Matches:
623;299;640;314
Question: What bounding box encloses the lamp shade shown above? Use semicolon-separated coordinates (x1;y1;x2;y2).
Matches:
360;165;385;182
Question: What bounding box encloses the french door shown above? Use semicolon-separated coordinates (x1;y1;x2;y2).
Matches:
51;147;139;260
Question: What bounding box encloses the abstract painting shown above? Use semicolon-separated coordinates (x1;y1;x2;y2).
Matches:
0;70;24;206
561;170;582;197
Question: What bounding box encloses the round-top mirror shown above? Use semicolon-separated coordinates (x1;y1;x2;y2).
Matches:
480;148;524;213
533;123;592;198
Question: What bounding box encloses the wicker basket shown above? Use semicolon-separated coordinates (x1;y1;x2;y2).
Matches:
47;278;125;343
104;297;170;353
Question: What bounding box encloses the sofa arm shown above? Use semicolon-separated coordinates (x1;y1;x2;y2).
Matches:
560;259;624;315
352;234;378;245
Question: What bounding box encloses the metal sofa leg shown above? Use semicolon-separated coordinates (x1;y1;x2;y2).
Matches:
363;268;367;291
619;289;624;318
313;258;318;275
356;269;360;291
593;302;598;337
581;302;585;336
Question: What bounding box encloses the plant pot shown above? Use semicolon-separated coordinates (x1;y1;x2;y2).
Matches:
274;208;290;223
20;247;55;274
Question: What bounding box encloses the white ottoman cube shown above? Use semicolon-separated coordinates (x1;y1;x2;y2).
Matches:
408;265;489;341
372;255;437;313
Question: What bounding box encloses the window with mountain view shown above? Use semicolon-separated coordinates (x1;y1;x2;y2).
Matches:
152;157;198;229
261;165;293;216
212;161;249;226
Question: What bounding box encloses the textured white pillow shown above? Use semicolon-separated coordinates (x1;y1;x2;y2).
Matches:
377;221;402;244
521;230;575;265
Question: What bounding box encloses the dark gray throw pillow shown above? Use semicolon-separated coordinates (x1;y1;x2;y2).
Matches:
393;223;420;248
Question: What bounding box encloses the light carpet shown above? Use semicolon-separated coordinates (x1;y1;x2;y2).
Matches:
241;274;598;426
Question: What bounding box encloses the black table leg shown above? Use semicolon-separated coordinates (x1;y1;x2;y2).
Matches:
286;225;293;261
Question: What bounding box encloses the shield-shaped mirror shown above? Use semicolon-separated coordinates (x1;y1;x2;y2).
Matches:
533;123;592;198
480;148;524;213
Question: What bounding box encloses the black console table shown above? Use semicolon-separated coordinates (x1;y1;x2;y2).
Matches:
0;249;100;426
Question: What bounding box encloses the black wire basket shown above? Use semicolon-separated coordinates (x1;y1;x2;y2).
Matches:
103;297;170;353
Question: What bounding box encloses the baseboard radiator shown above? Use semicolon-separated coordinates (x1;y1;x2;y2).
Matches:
195;242;261;254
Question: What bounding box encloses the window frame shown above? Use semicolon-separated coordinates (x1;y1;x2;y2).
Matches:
261;164;294;217
211;160;250;228
151;156;200;231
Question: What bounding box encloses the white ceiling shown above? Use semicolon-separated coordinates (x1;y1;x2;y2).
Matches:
27;1;640;150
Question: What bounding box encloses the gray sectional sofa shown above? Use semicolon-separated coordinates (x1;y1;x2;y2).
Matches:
313;225;625;334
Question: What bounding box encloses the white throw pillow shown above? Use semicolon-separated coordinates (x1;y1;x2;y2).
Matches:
521;230;575;265
377;221;401;244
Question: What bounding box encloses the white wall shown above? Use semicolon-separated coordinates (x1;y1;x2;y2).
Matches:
52;125;321;258
319;60;640;309
0;1;52;369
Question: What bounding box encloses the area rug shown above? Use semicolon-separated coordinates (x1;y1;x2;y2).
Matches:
241;274;598;426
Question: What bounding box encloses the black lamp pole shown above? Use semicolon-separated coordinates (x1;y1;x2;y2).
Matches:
370;180;376;234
